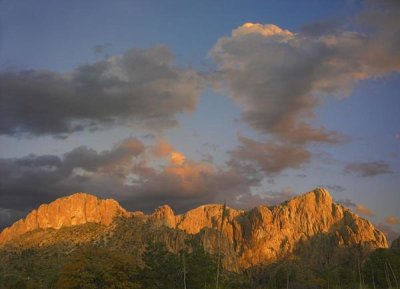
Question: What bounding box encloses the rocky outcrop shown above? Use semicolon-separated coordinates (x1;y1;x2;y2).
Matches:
0;193;129;245
151;205;176;228
153;188;388;268
0;188;389;269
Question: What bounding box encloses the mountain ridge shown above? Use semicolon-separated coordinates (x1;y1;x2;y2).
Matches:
0;188;388;269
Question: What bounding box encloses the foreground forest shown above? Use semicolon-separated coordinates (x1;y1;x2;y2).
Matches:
0;190;399;289
0;220;399;289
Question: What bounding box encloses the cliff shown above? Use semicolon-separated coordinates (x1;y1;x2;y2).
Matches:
0;188;388;269
152;188;388;268
0;193;130;244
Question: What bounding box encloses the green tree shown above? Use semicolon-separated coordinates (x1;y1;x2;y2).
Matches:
363;248;400;289
57;246;140;289
185;245;216;289
139;242;182;289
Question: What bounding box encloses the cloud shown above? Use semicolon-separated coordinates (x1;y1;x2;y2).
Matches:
376;223;399;243
93;42;112;54
0;208;26;231
64;138;145;173
337;198;373;217
385;216;399;225
337;198;357;208
344;160;392;177
211;22;363;144
210;1;400;173
355;204;373;216
322;185;345;193
0;137;264;229
229;136;311;175
233;186;295;209
213;17;400;138
0;46;203;137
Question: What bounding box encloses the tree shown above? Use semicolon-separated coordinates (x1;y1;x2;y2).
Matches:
139;242;182;289
57;246;140;289
363;248;400;289
186;245;216;289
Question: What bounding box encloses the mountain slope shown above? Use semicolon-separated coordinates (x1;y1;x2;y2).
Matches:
0;193;130;244
0;188;388;270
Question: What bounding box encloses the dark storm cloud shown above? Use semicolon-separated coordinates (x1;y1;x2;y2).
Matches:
0;137;145;212
344;160;392;177
0;46;203;137
0;208;26;232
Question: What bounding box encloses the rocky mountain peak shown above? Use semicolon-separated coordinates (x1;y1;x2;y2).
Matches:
152;204;176;228
0;192;129;244
0;188;389;269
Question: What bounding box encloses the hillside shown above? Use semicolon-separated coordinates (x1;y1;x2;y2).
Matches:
1;188;396;289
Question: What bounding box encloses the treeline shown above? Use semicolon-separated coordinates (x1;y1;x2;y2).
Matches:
0;242;246;289
0;244;399;289
247;248;400;289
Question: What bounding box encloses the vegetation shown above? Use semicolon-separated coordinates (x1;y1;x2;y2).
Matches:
0;219;399;289
57;247;140;289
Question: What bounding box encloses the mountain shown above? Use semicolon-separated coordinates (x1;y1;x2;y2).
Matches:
0;188;387;268
0;193;130;244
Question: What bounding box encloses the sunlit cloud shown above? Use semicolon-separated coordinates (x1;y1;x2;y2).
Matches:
385;216;399;225
355;204;373;216
338;199;374;217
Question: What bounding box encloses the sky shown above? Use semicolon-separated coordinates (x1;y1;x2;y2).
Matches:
0;0;399;242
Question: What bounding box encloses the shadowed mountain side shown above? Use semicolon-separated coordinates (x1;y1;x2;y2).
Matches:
392;235;400;248
0;188;388;270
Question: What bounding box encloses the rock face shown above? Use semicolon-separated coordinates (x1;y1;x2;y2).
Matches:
153;188;387;268
0;193;129;244
0;188;389;269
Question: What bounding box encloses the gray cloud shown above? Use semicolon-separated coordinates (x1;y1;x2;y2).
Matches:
344;160;392;177
232;187;295;209
211;20;400;141
0;137;264;230
0;208;25;231
0;46;203;137
229;136;311;175
337;198;374;217
210;1;400;174
337;198;357;208
321;184;345;193
93;42;112;54
376;223;399;243
210;23;359;144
